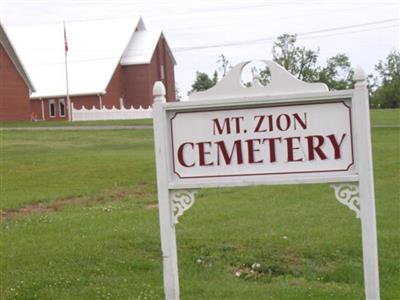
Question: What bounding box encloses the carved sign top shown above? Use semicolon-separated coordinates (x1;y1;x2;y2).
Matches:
189;60;329;101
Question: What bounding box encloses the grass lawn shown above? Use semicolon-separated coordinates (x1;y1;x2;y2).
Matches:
0;110;399;299
1;130;155;210
0;108;398;128
370;109;400;126
0;118;152;128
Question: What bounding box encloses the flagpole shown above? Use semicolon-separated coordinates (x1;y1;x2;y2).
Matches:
63;21;72;121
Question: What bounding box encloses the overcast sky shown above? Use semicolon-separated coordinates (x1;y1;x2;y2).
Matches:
1;0;399;99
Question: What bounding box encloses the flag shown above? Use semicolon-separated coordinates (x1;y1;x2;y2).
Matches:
63;22;68;53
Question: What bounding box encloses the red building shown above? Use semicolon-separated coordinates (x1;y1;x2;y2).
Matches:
0;22;35;121
1;17;176;121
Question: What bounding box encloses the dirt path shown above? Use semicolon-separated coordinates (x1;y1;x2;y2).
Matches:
0;188;155;222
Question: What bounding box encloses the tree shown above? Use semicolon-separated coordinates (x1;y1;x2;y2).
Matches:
272;34;319;82
318;54;354;90
175;85;182;101
259;68;271;86
244;66;270;87
375;50;400;82
370;50;400;108
216;54;231;78
269;34;354;90
190;71;218;93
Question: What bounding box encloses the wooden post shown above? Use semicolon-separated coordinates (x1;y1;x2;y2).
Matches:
153;81;180;300
353;66;380;300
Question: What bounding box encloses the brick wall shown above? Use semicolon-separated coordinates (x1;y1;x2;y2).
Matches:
0;44;31;121
31;95;100;120
72;95;103;110
122;36;176;108
102;64;123;108
31;98;69;121
155;36;176;102
122;64;151;108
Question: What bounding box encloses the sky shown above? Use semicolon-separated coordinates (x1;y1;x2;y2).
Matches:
1;0;399;100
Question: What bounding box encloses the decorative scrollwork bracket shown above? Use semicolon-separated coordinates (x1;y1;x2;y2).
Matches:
330;183;360;218
170;190;197;224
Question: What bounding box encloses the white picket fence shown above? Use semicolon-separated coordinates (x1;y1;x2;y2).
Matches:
71;104;153;121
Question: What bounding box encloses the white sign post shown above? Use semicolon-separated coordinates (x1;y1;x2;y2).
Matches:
152;61;379;300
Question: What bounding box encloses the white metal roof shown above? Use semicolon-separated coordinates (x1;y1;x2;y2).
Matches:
5;17;172;98
121;30;162;65
121;30;176;66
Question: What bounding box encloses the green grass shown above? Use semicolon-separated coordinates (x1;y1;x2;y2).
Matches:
370;108;400;126
0;107;398;128
0;110;399;299
0;118;152;128
1;129;155;210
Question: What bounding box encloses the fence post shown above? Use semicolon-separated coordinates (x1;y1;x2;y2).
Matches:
70;102;74;121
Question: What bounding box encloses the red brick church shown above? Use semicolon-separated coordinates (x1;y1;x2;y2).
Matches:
0;22;36;121
0;17;176;121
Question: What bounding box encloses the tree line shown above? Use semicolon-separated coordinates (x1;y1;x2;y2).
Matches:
190;34;399;109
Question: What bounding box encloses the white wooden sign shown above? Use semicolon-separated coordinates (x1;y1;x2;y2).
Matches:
170;101;354;179
152;61;380;300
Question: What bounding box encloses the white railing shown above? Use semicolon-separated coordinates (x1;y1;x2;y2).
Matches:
71;104;152;121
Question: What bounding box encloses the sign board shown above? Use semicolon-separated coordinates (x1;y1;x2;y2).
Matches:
152;61;380;300
170;101;354;180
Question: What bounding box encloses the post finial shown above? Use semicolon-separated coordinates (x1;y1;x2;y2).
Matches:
153;81;166;103
354;66;366;83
